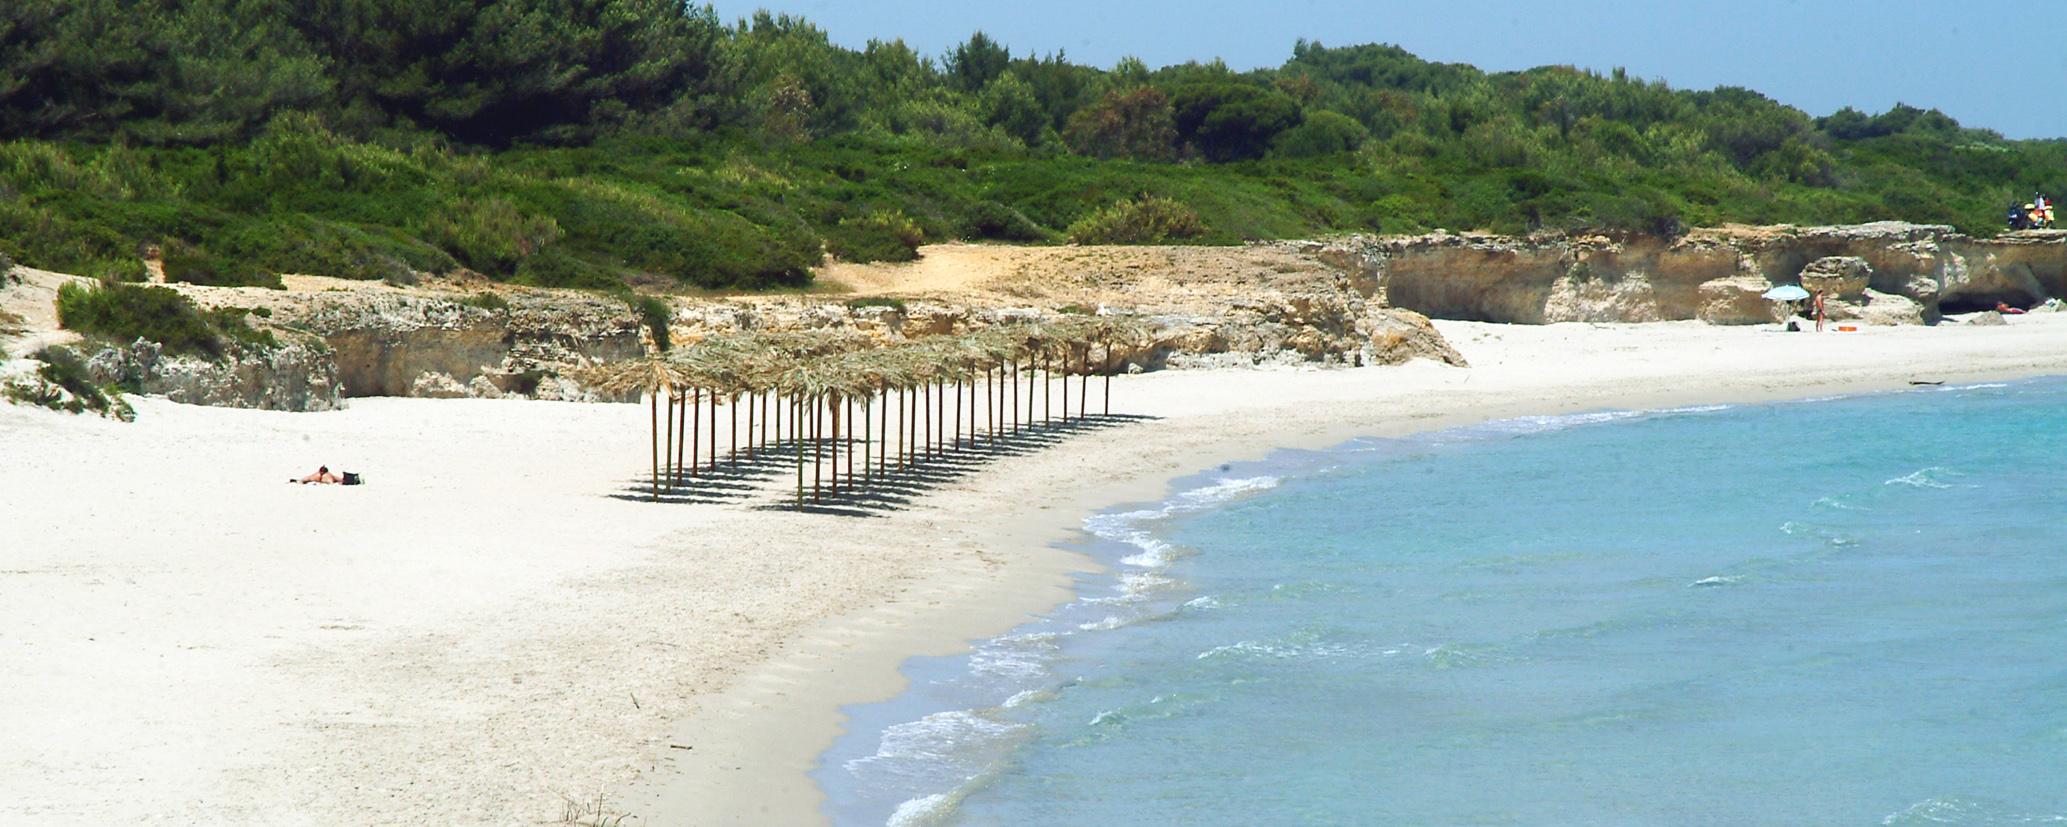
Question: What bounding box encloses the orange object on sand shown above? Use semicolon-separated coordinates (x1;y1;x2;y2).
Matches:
1836;325;1858;332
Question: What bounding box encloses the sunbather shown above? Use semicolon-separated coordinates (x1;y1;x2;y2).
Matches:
294;465;344;484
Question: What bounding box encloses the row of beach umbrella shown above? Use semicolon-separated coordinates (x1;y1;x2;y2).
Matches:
575;316;1152;507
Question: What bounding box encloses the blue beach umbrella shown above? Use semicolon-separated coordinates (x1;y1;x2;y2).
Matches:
1761;285;1811;301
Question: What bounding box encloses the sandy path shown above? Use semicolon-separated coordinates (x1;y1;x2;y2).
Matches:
3;316;2066;824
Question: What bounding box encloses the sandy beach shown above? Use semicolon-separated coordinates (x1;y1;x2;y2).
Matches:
5;316;2066;825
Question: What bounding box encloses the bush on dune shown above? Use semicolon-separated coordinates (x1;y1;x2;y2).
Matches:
1066;196;1209;244
825;209;925;263
3;346;133;420
55;280;275;358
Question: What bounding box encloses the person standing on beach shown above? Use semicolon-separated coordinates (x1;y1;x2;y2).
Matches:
1813;290;1826;332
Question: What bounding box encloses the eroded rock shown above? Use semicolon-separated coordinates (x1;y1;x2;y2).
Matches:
1798;256;1871;299
85;339;343;412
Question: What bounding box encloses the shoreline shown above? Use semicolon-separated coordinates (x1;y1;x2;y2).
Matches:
5;318;2067;824
630;318;2067;825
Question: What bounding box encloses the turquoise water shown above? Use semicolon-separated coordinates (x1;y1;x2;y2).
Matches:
820;379;2067;825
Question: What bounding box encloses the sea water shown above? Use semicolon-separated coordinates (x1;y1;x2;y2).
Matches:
818;379;2067;825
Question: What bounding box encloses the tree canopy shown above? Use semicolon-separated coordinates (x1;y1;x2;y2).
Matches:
1;2;2062;291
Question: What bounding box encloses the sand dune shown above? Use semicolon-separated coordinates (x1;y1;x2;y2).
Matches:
3;316;2064;824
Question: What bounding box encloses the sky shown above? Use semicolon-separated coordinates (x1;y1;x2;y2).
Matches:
705;0;2067;140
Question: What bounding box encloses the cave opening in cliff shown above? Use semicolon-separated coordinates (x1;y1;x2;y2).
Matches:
1939;288;2039;315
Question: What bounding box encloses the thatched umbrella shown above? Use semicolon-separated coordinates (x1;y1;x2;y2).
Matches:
573;354;694;501
773;358;843;507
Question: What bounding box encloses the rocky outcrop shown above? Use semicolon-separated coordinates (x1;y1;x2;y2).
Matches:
85;339;343;412
290;291;643;397
226;244;1465;401
1323;223;2067;325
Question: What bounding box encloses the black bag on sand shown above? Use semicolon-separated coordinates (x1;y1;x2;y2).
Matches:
342;472;363;486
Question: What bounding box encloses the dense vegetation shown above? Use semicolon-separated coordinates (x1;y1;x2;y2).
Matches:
56;281;275;356
2;1;2062;292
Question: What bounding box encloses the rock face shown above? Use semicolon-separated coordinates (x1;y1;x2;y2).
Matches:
1323;223;2067;325
1798;256;1871;299
293;291;642;398
217;243;1474;402
85;339;343;411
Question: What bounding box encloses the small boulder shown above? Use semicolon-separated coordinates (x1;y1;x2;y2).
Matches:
1824;289;1926;326
1366;309;1468;367
409;371;470;398
1696;274;1776;325
1966;311;2007;327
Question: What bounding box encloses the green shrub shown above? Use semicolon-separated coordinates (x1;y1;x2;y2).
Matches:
203;307;279;350
825;209;924;263
1271;111;1370;159
424;197;563;276
6;346;133;420
632;294;672;351
844;296;907;312
1066;196;1209;244
964;201;1049;241
463;291;511;312
57;281;225;357
516;247;619;290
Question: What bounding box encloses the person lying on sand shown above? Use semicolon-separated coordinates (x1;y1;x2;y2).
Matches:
294;466;344;484
1996;301;2028;315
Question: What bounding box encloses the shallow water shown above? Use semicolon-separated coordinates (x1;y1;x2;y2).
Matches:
819;379;2067;825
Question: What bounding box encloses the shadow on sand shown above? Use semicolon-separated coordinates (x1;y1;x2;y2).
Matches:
614;414;1156;516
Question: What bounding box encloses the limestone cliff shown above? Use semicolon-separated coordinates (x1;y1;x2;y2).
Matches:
1317;223;2067;325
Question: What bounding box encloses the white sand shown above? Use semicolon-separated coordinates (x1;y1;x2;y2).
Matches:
4;316;2065;825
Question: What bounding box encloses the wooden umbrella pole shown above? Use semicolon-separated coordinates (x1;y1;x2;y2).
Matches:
863;390;873;482
744;392;754;461
813;394;823;502
1043;352;1051;425
1061;351;1070;423
674;390;688;484
954;377;963;448
1027;356;1036;428
729;393;739;464
1103;338;1113;416
1009;358;1018;435
829;396;840;496
649;389;660;502
707;385;718;472
690;388;701;476
793;396;803;509
844;395;854;486
662;391;674;489
1080;349;1090;420
934;380;945;456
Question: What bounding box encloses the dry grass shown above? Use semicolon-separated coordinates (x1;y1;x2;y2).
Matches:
555;790;631;827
